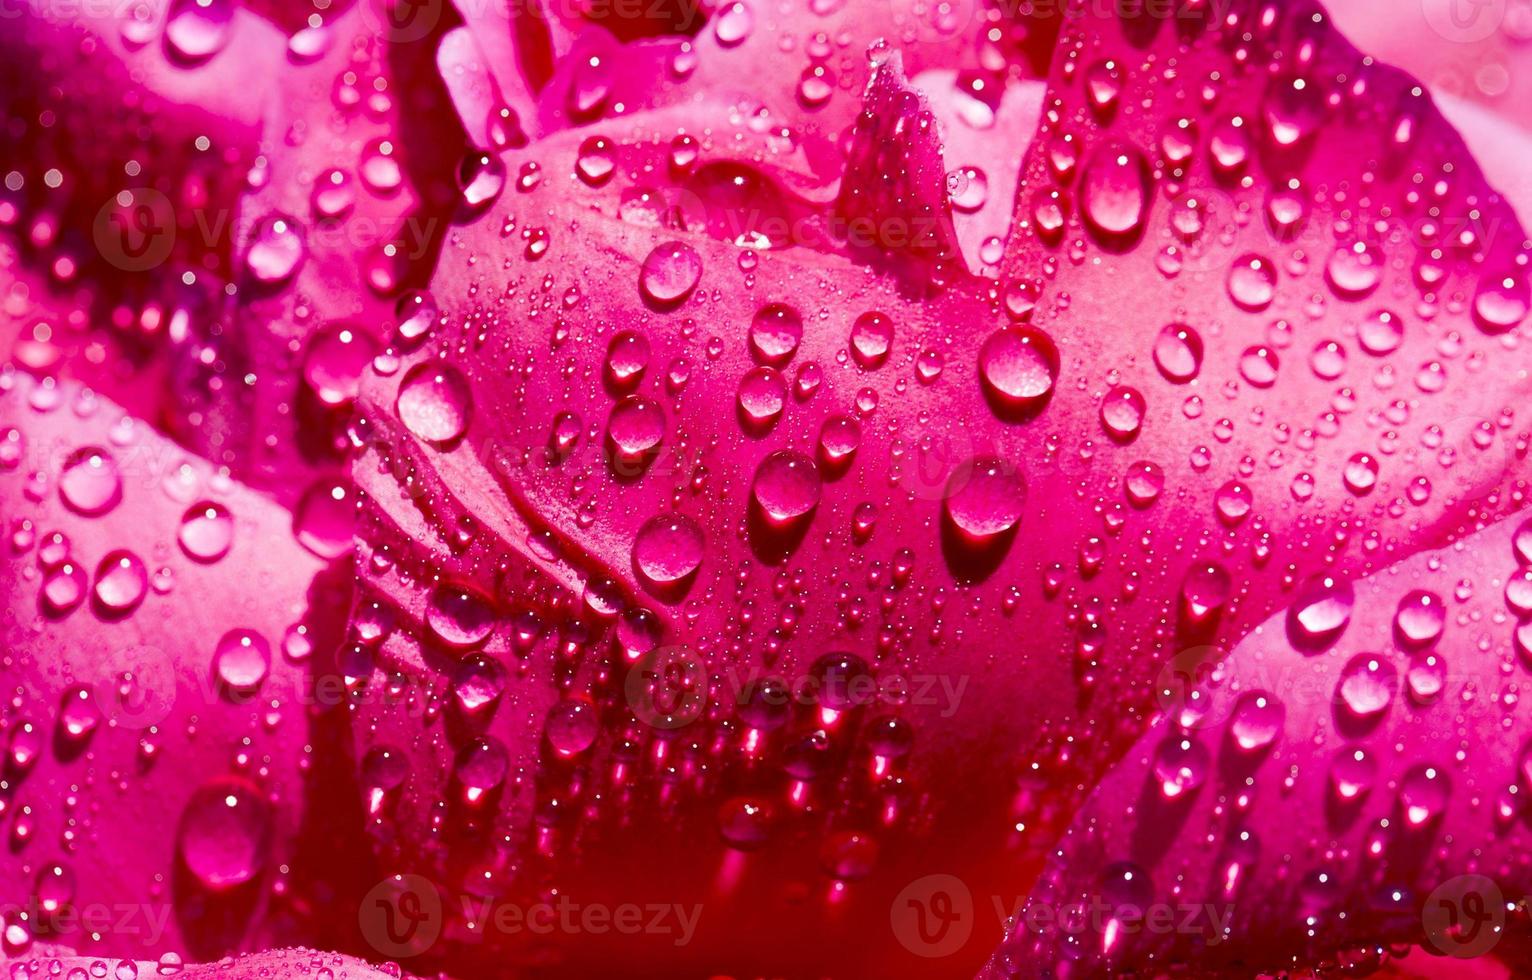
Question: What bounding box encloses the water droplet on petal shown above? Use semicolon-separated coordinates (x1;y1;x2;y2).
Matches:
1180;563;1231;626
639;242;702;306
303;326;376;407
163;0;233;62
1325;242;1384;298
749;304;802;365
1238;346;1280;388
244;215;305;285
294;479;355;559
1154;736;1208;798
1336;653;1396;719
1287;574;1353;650
1393;590;1445;649
1472;271;1529;334
752;451;821;524
1080;143;1150;241
42;562;87;616
59;447;122;516
178;501;233;562
1343;453;1379;495
1099;386;1146;442
177;779;270;889
397;364;472;444
1153;323;1203;383
214;629;271;694
633;513;705;594
1358;309;1403;355
849;312;894;368
1228;254;1277;311
713;1;754;45
607;396;666;470
943;458;1025;543
457;153;506;214
979;326;1059;411
427;584;497;649
545;701;600;756
93;550;147;614
1124;460;1164;507
1398;765;1449;827
1229;692;1283;752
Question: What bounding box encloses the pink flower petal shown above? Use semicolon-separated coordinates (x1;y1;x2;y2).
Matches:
338;2;1532;970
0;374;349;959
977;504;1532;975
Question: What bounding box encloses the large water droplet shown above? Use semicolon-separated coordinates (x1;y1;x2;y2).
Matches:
177;779;270;889
849;311;894;368
397;364;472;444
1080;143;1150;241
163;0;233;62
427;584;497;649
1153;323;1203;383
1336;653;1396;719
244;215;305;285
639;241;702;306
93;550;147;614
1398;765;1449;827
59;447;122;516
1229;692;1283;752
179;501;233;562
1393;590;1444;650
1287;574;1353;650
752;451;821;524
214;629;271;694
1099;386;1146;442
607;396;666;470
1472;271;1529;334
1228;255;1277;311
979;326;1059;411
633;513;705;594
943;457;1025;542
749;304;803;365
303;326;376;407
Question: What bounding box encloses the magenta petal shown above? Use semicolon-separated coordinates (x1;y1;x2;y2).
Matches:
187;6;464;506
0;375;349;960
339;5;1532;970
978;506;1532;975
0;947;414;979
